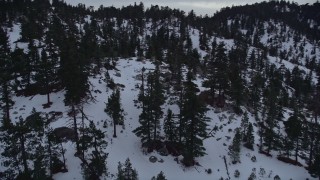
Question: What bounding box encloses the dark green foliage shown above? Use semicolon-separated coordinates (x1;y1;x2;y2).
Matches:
134;65;165;148
240;111;249;139
117;158;138;180
181;71;209;166
244;123;255;150
0;28;14;122
81;121;108;179
0;1;320;178
0;109;64;179
151;171;167;180
105;89;124;137
309;153;320;179
229;129;241;164
60;33;89;106
203;42;229;107
34;34;59;105
164;109;178;142
284;109;302;162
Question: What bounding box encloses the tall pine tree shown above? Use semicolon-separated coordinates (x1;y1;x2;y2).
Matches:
181;71;209;166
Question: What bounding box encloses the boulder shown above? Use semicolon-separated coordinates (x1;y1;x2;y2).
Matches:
149;156;157;163
53;127;76;141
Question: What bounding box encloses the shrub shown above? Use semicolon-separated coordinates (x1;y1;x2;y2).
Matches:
251;156;257;162
274;175;281;180
234;170;240;178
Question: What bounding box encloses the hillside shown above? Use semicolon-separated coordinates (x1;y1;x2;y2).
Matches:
0;0;320;180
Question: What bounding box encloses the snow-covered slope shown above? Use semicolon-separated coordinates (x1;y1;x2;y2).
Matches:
6;58;314;180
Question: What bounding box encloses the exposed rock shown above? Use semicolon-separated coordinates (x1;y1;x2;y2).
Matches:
48;111;63;123
53;127;76;141
149;156;157;163
158;145;169;156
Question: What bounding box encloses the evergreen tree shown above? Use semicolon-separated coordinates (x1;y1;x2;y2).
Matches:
164;109;177;142
151;171;167;180
134;65;165;148
229;129;241;164
81;121;108;179
105;89;124;137
214;42;229;106
34;27;59;105
46;127;67;177
0;28;14;122
262;77;283;153
240;111;249;140
149;63;165;141
34;49;56;105
284;108;302;162
244;123;254;150
32;144;49;180
0;109;48;179
117;158;138;180
203;42;229;107
228;46;246;112
60;33;89;106
308;153;320;179
181;71;209;166
133;68;152;147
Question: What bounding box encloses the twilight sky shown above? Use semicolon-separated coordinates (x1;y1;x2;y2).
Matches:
64;0;317;15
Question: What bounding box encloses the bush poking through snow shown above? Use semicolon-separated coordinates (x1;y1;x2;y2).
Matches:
205;168;212;174
234;170;240;178
251;156;257;162
248;171;257;180
274;175;281;180
259;168;266;178
151;171;167;180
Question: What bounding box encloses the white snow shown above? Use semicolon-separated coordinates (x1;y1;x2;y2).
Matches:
2;58;315;180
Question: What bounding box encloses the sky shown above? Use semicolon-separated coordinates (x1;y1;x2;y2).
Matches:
64;0;317;16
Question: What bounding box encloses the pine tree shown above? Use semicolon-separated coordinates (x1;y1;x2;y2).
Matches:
262;78;282;153
164;109;177;142
133;68;152;147
117;158;138;180
284;108;302;162
203;42;229;107
228;46;246;113
46;127;67;177
149;63;165;141
0;28;14;122
244;123;254;150
134;65;165;148
32;144;49;180
34;31;59;105
240;111;249;141
105;89;124;137
0;109;47;179
308;153;320;179
151;171;167;180
81;121;108;179
181;71;209;166
60;33;89;106
229;129;241;164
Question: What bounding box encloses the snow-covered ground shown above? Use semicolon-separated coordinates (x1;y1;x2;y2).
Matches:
5;58;314;180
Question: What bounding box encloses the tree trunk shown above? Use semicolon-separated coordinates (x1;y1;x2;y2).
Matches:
113;119;117;138
20;135;29;175
48;138;53;178
309;114;316;166
295;138;299;163
72;104;80;155
59;141;67;171
47;92;51;104
3;83;10;121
